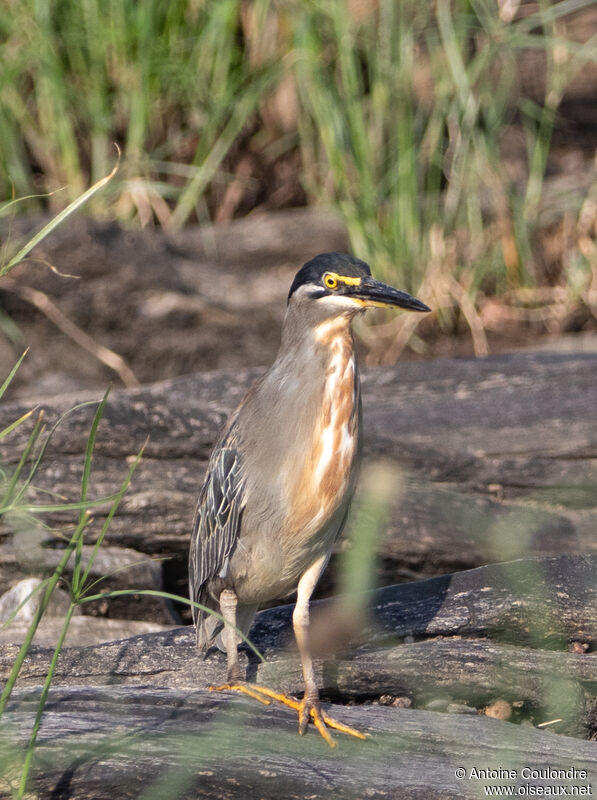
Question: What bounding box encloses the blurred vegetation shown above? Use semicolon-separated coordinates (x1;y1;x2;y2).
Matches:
1;4;595;786
0;352;264;796
0;0;596;343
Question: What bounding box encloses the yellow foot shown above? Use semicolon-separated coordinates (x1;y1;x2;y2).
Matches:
209;683;271;705
209;683;367;747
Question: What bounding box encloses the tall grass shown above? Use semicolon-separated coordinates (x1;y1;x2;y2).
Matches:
292;0;596;294
0;0;280;226
0;357;264;797
0;199;264;795
0;0;595;334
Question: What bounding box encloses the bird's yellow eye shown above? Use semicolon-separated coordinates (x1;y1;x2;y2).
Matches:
323;273;338;290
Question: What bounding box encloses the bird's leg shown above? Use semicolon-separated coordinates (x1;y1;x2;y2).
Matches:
292;556;327;737
209;589;270;705
219;588;243;683
211;574;365;745
289;557;366;746
217;559;365;745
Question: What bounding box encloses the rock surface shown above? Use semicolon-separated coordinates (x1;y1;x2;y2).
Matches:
0;350;595;632
0;556;595;799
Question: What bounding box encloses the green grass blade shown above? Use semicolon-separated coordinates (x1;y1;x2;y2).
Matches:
0;515;89;718
7;400;98;510
0;408;36;442
0;350;29;402
0;494;122;515
17;603;76;798
78;589;265;663
81;555;168;597
78;389;110;519
0;412;44;509
170;66;281;230
512;0;597;35
77;440;145;597
1;153;119;277
0;190;65;217
71;388;110;596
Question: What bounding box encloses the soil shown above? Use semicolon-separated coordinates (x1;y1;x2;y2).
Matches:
1;210;348;399
1;207;596;638
2;5;597;397
2;207;596;403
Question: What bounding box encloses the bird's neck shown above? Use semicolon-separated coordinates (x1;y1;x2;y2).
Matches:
273;308;359;413
264;309;360;539
278;305;356;366
312;315;353;347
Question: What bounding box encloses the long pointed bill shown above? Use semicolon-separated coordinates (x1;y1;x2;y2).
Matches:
350;277;431;312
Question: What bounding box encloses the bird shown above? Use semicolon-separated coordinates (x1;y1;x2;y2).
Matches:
188;251;430;745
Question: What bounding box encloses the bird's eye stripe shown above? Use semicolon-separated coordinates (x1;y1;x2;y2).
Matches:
322;272;362;290
339;275;362;286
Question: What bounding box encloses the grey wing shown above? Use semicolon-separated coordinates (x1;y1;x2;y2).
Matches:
188;420;246;626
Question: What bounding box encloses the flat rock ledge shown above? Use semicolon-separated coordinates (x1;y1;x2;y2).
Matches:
0;555;595;799
0;349;596;633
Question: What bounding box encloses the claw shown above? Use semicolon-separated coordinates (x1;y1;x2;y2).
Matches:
298;698;310;737
209;683;271;705
210;683;367;746
298;696;366;746
322;710;367;740
308;703;336;747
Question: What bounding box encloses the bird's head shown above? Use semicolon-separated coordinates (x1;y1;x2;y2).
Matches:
288;252;430;319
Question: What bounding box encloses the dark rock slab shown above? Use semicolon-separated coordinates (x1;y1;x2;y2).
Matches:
1;557;594;727
1;556;594;798
0;351;595;616
1;687;595;800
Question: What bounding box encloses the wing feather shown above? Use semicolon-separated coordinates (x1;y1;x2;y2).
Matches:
188;419;245;624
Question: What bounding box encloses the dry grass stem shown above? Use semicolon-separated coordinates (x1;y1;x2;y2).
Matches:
1;278;139;388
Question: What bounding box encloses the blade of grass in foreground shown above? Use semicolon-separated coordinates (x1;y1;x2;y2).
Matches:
0;496;123;516
4;400;99;513
77;444;147;595
0;350;28;402
0;152;119;277
78;589;265;664
5;399;143;797
16;602;76;799
0;412;45;510
0;513;90;719
0;391;110;719
0;408;35;442
71;388;110;597
0;191;66;218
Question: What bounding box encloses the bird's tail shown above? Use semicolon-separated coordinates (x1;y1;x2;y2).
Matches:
195;603;258;654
